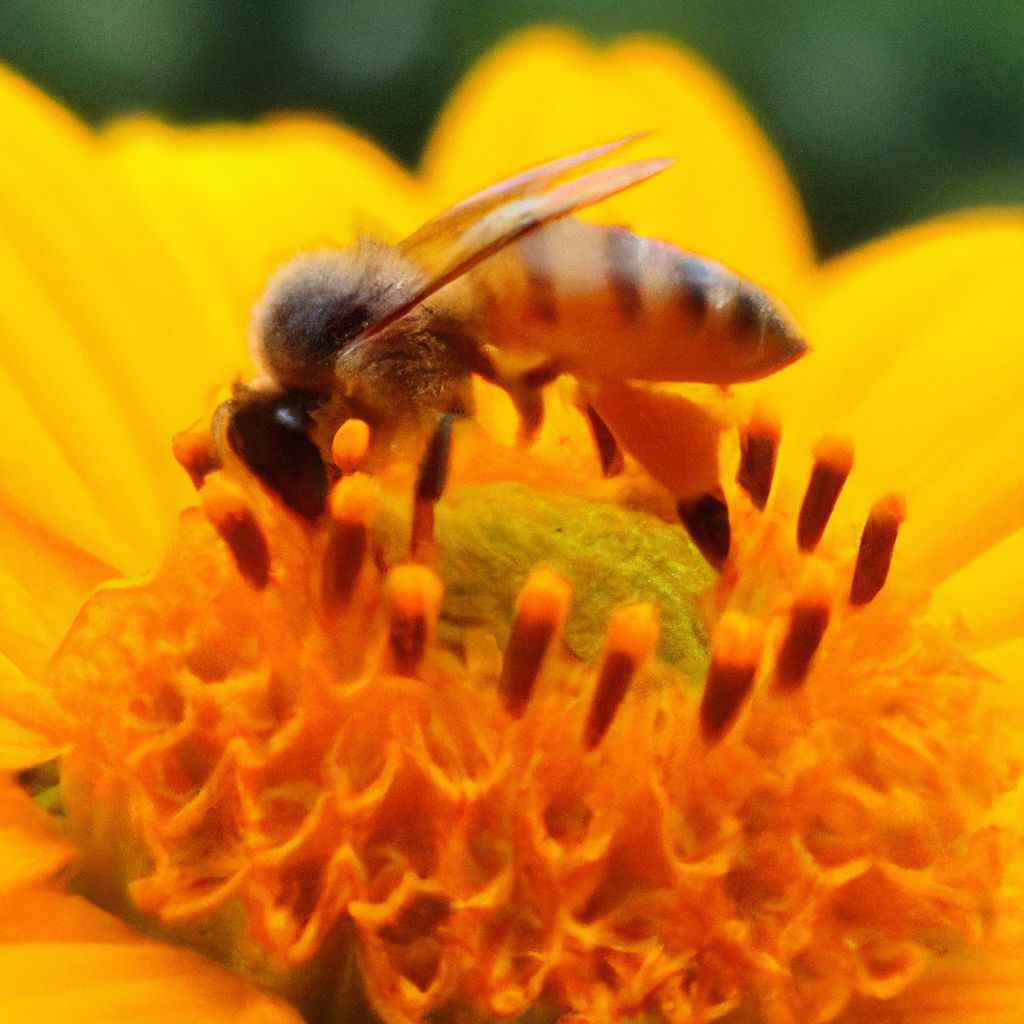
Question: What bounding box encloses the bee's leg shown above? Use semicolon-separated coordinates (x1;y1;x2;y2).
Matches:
410;413;456;564
581;401;624;478
508;361;563;445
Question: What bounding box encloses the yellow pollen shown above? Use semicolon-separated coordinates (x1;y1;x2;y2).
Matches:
328;472;378;524
332;418;372;473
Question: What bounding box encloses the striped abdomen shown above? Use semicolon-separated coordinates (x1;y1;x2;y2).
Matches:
470;218;806;385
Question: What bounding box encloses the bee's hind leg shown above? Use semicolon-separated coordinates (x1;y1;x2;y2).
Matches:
507;360;564;445
580;400;624;478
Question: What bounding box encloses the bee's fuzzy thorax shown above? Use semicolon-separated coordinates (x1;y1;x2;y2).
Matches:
250;243;424;390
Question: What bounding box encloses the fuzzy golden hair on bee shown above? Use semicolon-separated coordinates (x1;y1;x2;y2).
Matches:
251;240;425;393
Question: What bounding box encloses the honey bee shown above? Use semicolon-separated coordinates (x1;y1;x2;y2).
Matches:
215;136;807;519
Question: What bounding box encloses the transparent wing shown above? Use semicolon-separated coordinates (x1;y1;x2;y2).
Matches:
357;139;672;340
400;133;646;266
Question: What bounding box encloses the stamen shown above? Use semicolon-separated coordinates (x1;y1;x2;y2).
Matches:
736;402;781;510
849;493;907;606
323;474;377;610
332;418;371;474
797;435;854;552
499;569;572;718
774;562;833;691
386;564;443;676
583;403;624;477
583;604;659;750
172;425;221;490
677;491;731;569
201;484;270;590
410;415;455;563
699;612;764;743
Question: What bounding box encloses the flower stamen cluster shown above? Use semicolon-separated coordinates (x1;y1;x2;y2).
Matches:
42;397;1015;1024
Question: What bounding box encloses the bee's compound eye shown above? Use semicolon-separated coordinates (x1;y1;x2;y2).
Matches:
226;392;329;519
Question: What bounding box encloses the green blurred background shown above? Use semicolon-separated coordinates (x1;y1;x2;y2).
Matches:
2;0;1022;256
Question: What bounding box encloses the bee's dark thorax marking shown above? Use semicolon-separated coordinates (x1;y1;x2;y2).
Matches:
517;230;558;324
604;227;644;322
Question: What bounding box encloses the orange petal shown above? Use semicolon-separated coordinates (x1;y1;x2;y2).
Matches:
0;893;304;1023
423;28;813;305
765;212;1024;579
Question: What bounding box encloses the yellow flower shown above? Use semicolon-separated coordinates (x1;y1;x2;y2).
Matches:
1;25;1023;1024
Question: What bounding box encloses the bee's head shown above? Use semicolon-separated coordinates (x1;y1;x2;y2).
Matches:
251;244;420;391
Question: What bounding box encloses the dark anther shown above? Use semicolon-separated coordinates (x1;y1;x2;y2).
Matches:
226;389;329;519
850;494;906;606
500;616;557;718
737;413;780;511
583;651;636;750
390;612;427;676
322;522;366;609
584;403;624;477
796;438;854;552
677;491;731;569
213;505;271;590
699;660;757;743
774;602;830;690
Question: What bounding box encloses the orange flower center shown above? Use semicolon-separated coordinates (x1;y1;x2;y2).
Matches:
43;399;1019;1024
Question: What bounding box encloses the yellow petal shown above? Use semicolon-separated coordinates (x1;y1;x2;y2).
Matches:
0;65;253;572
974;637;1024;682
0;720;61;773
765;212;1024;579
423;28;813;305
0;893;304;1023
0;505;116;676
103;115;427;350
0;651;71;745
0;782;74;892
931;525;1024;653
853;946;1024;1024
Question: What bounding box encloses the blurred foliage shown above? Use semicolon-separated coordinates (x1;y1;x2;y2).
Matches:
1;0;1022;256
